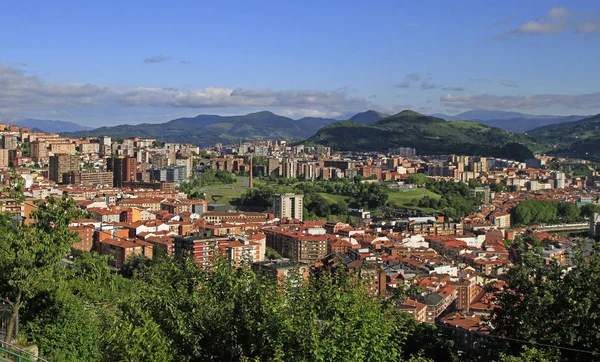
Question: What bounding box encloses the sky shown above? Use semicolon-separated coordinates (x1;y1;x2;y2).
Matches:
1;0;600;126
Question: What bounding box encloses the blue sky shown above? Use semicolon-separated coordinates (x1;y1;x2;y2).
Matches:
1;0;599;125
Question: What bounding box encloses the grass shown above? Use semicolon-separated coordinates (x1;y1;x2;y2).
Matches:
318;193;349;204
197;178;441;215
386;188;441;213
198;176;249;204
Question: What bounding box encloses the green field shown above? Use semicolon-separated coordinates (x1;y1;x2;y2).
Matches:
386;188;441;213
197;178;440;215
198;176;250;204
318;192;350;204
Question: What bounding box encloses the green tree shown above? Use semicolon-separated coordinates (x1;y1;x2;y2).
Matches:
407;173;427;187
491;246;600;359
0;196;85;342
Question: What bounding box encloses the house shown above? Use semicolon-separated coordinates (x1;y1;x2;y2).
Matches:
69;224;95;252
398;298;427;323
98;238;143;269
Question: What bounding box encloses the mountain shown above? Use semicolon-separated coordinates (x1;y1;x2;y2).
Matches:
303;110;534;161
296;117;338;130
62;111;338;146
349;110;389;124
2;118;94;133
527;113;600;160
431;110;588;133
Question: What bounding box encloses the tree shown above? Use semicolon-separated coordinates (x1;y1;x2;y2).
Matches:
407;173;427;187
501;346;560;362
122;254;151;279
0;196;85;342
491;246;600;359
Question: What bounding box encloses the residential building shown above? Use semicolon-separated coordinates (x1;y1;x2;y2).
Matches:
107;156;137;187
263;228;327;263
49;154;80;183
174;232;222;267
30;141;48;160
273;193;304;222
252;259;309;284
0;149;9;167
98;238;143;269
63;171;114;187
2;135;18;150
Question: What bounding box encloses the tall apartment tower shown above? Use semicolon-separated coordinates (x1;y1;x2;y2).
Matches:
273;193;304;222
552;171;566;189
99;136;112;157
107;156;137;187
49;154;80;183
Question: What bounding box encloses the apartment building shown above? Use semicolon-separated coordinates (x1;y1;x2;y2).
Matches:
273;193;304;222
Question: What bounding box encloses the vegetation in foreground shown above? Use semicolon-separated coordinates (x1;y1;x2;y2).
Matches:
0;196;598;360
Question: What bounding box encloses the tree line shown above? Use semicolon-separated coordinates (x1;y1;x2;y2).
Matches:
513;199;600;225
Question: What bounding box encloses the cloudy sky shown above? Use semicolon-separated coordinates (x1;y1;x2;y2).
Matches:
1;0;600;126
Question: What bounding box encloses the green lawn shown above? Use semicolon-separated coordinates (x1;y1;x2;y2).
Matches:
198;176;250;204
318;192;349;204
197;178;441;213
386;188;441;213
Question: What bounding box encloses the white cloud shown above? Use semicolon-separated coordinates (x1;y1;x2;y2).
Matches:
577;20;599;33
548;7;571;18
506;7;600;36
0;64;369;117
499;80;518;88
441;92;600;111
513;21;565;34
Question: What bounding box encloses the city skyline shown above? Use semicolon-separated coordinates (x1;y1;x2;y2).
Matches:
1;0;600;125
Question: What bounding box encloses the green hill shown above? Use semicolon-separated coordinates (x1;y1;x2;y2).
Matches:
527;113;600;160
62;111;338;146
304;110;534;160
349;110;389;124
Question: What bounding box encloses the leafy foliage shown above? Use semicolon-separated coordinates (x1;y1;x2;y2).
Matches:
491;246;600;360
417;180;482;218
513;200;582;225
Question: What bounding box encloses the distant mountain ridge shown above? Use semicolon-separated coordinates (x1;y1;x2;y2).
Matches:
527;113;600;161
63;111;339;146
2;118;95;133
431;110;589;133
303;110;534;161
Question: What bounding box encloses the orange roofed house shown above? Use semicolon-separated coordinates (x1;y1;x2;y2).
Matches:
98;238;147;269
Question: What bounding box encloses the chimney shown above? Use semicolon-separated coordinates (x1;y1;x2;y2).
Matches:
249;155;253;189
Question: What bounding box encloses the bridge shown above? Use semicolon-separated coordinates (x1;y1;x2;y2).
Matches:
532;223;590;233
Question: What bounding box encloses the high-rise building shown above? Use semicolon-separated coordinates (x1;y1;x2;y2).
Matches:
552;171;566;189
0;149;9;167
150;165;187;183
30;140;48;160
99;136;111;156
2;135;18;150
273;193;304;222
49;154;80;183
107;156;137;187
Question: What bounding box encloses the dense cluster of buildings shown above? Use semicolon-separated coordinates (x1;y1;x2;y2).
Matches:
1;126;598;345
0;125;196;189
